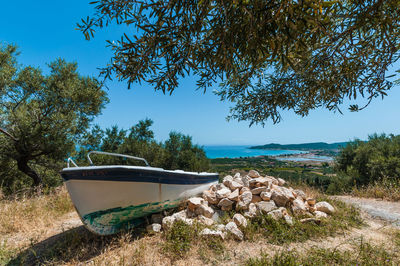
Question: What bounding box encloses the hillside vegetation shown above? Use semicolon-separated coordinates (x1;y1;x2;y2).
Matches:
250;142;348;151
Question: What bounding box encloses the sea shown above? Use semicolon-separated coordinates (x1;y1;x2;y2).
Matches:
203;145;305;159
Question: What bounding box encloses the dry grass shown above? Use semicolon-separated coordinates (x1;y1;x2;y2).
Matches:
351;178;400;201
246;231;400;266
0;183;398;265
0;186;74;235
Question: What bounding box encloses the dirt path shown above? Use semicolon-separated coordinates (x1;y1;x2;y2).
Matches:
334;196;400;227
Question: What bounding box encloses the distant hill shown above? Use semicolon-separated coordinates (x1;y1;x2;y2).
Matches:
250;142;348;151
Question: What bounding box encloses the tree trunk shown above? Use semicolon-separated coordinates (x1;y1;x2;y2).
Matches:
17;159;42;186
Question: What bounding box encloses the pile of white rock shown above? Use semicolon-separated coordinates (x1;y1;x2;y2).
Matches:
146;170;335;241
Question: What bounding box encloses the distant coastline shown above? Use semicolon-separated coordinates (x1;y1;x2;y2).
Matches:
203;145;305;159
204;142;344;162
249;141;348;151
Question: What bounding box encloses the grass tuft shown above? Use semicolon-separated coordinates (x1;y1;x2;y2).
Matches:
246;238;399;266
163;220;198;259
351;178;400;201
0;186;74;235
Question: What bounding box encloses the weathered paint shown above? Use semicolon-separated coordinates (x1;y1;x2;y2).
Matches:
81;198;182;235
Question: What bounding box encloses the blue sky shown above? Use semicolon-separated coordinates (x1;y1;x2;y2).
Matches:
1;1;400;146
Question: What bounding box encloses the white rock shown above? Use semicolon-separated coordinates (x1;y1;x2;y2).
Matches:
253;177;270;186
187;197;207;211
229;180;243;191
225;221;244;241
281;187;295;201
241;175;251;187
277;178;286;186
200;228;226;240
315;201;335;214
162;216;175;230
268;209;284;220
172;210;188;220
212;210;226;223
223;175;233;186
218;198;234;211
248;170;261;178
256;201;278;214
233;177;244;186
314;211;328;218
215;224;226;231
227;189;239;201
216;187;231;199
233;213;248;228
260;191;272;201
269;176;279;185
195;204;215;218
251;195;262;203
251;186;268;195
146;223;162;233
197;215;214;226
284;214;294;226
236;200;248;211
203;190;219;205
237;191;252;210
240;191;253;205
209;184;218;192
151;213;163;224
240;187;251;195
234;172;241;179
291;198;308;216
294;189;307;200
172;210;194;225
271;190;289;207
244;203;257;218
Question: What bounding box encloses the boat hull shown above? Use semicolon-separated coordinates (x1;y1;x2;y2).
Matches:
61;166;218;235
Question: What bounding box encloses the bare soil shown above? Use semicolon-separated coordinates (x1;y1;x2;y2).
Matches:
334;196;400;228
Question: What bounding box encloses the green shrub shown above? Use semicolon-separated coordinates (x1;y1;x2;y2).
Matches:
163;221;198;259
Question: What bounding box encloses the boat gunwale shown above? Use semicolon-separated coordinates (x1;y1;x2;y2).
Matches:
61;165;218;176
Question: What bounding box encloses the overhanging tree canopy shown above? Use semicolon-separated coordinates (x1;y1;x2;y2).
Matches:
78;0;400;125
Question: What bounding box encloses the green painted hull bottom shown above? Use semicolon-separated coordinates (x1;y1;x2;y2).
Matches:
81;199;182;235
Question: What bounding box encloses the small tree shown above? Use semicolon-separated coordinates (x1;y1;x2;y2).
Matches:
0;45;108;187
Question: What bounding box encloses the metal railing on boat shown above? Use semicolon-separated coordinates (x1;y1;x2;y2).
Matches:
66;151;150;168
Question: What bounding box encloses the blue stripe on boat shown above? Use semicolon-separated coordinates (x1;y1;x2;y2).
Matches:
61;167;219;185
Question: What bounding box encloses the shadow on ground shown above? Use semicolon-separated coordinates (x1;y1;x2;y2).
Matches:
7;225;146;265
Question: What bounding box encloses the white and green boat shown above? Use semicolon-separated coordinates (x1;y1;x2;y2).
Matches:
61;151;219;235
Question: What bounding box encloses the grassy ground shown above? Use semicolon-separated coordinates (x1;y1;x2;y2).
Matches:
0;186;73;235
246;230;400;266
0;185;373;265
0;182;398;265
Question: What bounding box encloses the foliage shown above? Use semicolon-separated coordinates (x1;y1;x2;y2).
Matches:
0;44;108;191
163;220;198;259
79;0;400;125
335;134;400;185
77;119;210;172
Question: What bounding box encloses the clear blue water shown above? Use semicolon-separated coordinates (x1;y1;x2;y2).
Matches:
203;145;305;159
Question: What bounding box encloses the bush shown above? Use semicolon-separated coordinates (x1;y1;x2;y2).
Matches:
335;134;400;185
163;221;198;259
